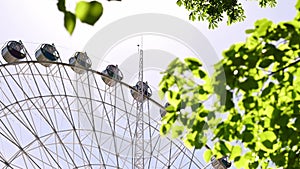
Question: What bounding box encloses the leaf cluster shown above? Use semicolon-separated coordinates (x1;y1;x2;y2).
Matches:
176;0;276;28
160;1;300;168
159;58;215;149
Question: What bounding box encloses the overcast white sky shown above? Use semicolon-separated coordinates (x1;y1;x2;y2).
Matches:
0;0;296;57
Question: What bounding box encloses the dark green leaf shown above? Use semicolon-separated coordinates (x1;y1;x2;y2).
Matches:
184;57;202;67
160;124;171;135
259;59;273;68
258;149;266;158
277;114;289;127
192;120;205;131
176;0;182;7
57;0;66;12
249;161;259;168
219;141;231;154
224;90;234;110
262;140;273;149
199;111;208;118
242;131;254;142
294;118;300;129
231;114;241;122
261;82;274;97
240;77;259;91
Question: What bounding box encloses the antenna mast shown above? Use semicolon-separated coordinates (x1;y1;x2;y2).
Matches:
134;36;144;169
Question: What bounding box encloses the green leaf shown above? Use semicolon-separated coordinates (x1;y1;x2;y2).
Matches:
167;90;182;110
75;1;103;25
204;149;212;162
171;125;184;138
235;155;248;168
193;69;207;78
262;140;273;149
176;0;182;7
242;131;254;142
294;118;300;129
245;29;255;34
184;57;202;68
260;131;276;142
57;0;66;12
230;145;242;160
219;141;231;154
231;114;241;122
162;111;177;124
223;90;234;110
277;114;289;127
160;123;171;135
64;12;76;35
259;59;273;68
296;0;300;10
261;82;274;97
240;77;259;91
249;161;259;168
199;111;208;118
184;132;197;148
254;18;273;37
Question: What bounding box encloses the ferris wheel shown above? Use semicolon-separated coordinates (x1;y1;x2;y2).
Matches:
0;40;232;169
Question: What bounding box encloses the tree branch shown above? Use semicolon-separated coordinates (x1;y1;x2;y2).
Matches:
269;58;300;75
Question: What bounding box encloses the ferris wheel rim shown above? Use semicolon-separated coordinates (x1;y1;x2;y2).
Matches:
0;59;206;168
0;60;164;110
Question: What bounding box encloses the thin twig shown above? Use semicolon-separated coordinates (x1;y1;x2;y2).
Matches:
269;58;300;75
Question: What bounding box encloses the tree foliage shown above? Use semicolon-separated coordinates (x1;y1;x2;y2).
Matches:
160;1;300;168
176;0;277;28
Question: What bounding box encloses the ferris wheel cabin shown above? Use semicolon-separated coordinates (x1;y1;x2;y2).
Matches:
35;43;59;67
130;81;152;102
1;40;26;63
211;156;231;169
69;52;92;74
101;64;123;87
160;102;170;117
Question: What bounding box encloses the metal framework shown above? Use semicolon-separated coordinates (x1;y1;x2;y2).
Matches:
134;38;144;169
0;41;206;168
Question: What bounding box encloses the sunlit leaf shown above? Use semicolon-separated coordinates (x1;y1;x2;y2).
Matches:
260;131;276;142
204;149;212;162
296;0;300;10
230;146;242;160
254;18;273;37
75;1;103;25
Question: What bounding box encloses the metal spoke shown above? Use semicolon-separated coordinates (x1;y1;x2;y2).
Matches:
0;55;206;168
